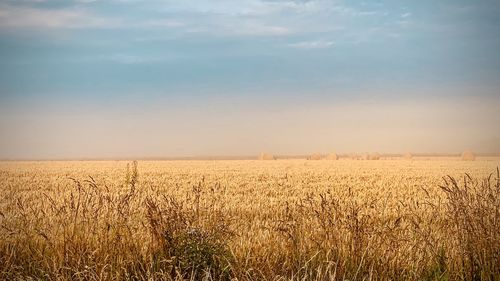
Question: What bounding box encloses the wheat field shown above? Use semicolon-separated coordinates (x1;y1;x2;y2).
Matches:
0;159;499;280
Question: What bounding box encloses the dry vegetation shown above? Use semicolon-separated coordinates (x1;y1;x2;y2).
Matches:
0;159;499;280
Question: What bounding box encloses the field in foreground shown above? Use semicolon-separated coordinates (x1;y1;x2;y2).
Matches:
0;160;499;281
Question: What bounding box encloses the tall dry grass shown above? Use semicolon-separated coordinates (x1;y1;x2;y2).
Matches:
438;170;500;280
0;161;498;280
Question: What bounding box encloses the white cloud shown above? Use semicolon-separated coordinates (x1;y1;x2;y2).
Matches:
288;40;334;49
0;0;399;40
167;0;324;17
143;19;185;28
233;24;292;36
184;18;293;37
186;26;292;37
0;3;119;29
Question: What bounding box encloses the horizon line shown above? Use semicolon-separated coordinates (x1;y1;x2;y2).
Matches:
2;152;500;161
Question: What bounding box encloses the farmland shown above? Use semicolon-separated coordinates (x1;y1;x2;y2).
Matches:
0;159;499;280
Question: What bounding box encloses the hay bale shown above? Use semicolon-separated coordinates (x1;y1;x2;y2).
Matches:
308;153;322;160
461;150;475;161
325;152;338;160
402;152;413;160
368;152;380;160
258;152;275;160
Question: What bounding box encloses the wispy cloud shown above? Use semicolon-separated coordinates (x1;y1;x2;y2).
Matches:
0;0;393;41
104;53;182;64
0;1;295;37
227;24;292;36
288;40;334;49
166;0;324;17
0;3;119;29
142;19;185;28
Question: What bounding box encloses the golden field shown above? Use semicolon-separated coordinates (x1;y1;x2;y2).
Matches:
0;159;499;280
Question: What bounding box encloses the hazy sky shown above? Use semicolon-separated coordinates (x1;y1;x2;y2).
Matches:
1;0;499;159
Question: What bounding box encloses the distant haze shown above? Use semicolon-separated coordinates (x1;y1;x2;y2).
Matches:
1;94;499;159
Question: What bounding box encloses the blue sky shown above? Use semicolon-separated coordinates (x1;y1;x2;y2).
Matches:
0;0;499;158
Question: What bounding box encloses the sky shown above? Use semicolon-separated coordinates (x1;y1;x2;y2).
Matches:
0;0;499;159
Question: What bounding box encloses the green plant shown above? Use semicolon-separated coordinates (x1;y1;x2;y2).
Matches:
145;180;234;280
